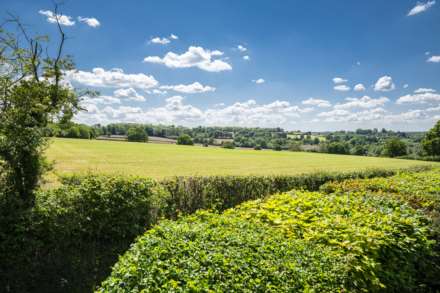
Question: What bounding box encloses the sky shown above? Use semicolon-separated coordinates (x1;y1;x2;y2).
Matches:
1;0;440;131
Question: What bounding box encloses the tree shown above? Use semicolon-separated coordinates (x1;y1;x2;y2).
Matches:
422;120;440;156
384;138;407;157
326;142;350;154
177;134;194;145
0;10;81;207
127;127;148;142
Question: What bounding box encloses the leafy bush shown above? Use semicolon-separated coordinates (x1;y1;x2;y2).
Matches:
99;187;437;292
176;134;194;145
0;166;432;292
127;126;148;142
423;120;440;156
159;167;425;217
384;138;407;157
0;175;167;293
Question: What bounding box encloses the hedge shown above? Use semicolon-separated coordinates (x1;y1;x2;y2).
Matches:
0;176;167;293
0;165;433;292
98;187;438;291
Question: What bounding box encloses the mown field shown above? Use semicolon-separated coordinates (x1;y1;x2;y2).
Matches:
47;138;437;178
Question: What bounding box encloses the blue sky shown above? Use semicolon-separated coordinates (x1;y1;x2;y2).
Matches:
2;0;440;131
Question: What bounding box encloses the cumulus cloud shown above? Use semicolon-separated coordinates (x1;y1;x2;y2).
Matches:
396;90;440;104
403;84;409;89
39;10;75;26
334;96;389;109
332;77;348;84
149;34;179;45
82;95;121;105
374;75;395;92
114;88;146;101
143;46;232;72
74;96;312;127
301;98;332;108
253;78;265;84
159;82;216;94
407;1;436;16
78;16;100;27
243;55;250;61
414;88;436;93
237;45;247;52
150;37;170;45
427;55;440;63
354;83;366;92
334;84;351;92
318;108;387;123
64;67;158;90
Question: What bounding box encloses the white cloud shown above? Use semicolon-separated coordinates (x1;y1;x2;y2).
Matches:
354;83;366;92
318;107;387;123
333;77;348;84
150;37;170;45
151;89;168;95
74;96;311;127
150;34;178;45
253;78;265;84
243;55;250;61
237;45;247;52
396;91;440;104
334;84;351;92
64;67;158;90
427;55;440;63
82;95;121;105
39;10;75;26
407;1;436;16
159;82;216;94
335;96;389;109
301;98;331;108
414;88;436;93
143;46;232;72
374;75;395;92
77;16;100;27
114;88;146;102
403;84;409;89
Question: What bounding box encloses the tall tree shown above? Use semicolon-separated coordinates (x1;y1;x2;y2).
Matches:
422;120;440;156
0;9;81;207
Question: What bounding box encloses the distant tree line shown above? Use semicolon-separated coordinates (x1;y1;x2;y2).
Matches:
46;121;440;160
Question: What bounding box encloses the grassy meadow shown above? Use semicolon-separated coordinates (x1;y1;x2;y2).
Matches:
46;138;437;179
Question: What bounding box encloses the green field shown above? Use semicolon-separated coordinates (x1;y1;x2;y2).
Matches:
46;138;437;179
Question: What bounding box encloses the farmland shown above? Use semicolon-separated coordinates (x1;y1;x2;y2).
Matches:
46;138;437;178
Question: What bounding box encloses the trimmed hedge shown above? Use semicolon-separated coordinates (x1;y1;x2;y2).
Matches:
159;166;430;217
0;176;167;293
0;165;433;292
98;188;438;291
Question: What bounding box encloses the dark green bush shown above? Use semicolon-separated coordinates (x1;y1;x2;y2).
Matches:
0;175;167;293
159;167;427;217
99;188;437;292
0;165;433;292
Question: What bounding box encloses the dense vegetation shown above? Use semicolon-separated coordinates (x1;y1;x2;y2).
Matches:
47;121;440;160
0;167;424;292
99;169;440;292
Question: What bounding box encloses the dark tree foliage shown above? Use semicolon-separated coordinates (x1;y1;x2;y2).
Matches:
127;126;148;142
422;120;440;156
177;134;194;145
384;138;407;158
0;11;80;207
326;142;350;154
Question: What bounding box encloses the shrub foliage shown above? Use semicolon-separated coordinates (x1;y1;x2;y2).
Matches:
99;170;440;292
